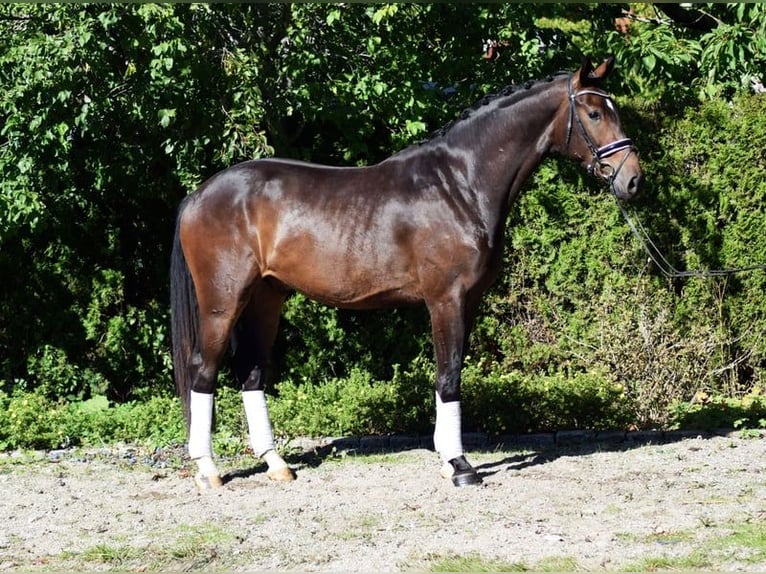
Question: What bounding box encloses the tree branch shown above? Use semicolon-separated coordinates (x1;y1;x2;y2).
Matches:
653;3;720;32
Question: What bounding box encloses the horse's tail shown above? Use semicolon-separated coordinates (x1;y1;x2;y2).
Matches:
170;198;198;428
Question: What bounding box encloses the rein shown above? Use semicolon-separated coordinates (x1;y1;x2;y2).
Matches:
563;77;765;279
616;200;766;279
565;75;635;193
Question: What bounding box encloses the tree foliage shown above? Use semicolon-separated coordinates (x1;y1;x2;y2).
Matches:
1;4;765;432
611;3;766;101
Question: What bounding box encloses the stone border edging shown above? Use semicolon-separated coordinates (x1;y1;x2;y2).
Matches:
286;427;757;454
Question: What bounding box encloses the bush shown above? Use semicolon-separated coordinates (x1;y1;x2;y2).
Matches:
468;93;766;428
209;385;249;457
668;389;766;431
0;391;72;450
460;361;634;435
0;390;185;451
25;345;108;401
269;359;433;439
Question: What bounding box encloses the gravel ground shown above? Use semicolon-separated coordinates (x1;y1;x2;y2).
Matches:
1;431;765;571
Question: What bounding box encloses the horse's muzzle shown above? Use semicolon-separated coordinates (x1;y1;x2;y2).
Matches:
612;170;642;201
608;151;643;201
616;171;644;201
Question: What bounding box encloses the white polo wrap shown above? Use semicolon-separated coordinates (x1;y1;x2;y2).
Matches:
433;392;464;463
242;390;276;457
188;390;214;460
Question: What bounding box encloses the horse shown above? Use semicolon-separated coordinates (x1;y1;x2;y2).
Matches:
170;56;643;489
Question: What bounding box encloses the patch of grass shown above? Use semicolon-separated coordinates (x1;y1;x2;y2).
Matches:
615;527;695;546
427;554;529;572
50;523;240;571
79;543;143;565
421;553;583;572
714;521;766;564
621;551;713;572
622;521;766;571
158;540;220;568
535;556;580;571
333;513;381;542
0;450;47;469
172;523;236;549
330;451;421;465
644;530;694;545
621;522;766;572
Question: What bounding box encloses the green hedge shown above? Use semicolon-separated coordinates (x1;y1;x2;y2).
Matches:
4;93;766;444
0;391;184;451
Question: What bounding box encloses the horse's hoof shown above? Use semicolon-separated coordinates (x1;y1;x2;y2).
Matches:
443;455;482;487
267;466;296;482
194;473;224;490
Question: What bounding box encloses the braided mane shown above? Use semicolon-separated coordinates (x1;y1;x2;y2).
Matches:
421;72;569;143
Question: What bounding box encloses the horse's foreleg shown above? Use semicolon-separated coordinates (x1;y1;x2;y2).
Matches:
429;294;482;487
235;285;294;481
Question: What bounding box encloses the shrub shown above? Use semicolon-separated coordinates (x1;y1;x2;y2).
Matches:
208;385;249;457
269;359;433;439
0;391;72;450
668;389;766;431
460;360;634;435
468;93;766;428
0;390;185;451
25;345;109;402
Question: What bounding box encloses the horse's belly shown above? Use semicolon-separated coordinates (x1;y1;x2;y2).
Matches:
264;242;420;309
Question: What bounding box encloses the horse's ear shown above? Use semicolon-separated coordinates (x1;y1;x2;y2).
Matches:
574;57;594;89
591;55;615;81
574;55;614;88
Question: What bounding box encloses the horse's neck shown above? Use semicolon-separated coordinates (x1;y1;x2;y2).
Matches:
444;82;564;234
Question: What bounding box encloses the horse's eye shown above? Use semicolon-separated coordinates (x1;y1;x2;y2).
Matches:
588;110;601;121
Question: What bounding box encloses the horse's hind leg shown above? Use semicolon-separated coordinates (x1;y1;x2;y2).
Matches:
234;281;294;481
186;262;258;489
188;311;238;489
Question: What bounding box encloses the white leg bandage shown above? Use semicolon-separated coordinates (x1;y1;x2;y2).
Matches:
262;449;288;471
188;391;214;460
433;392;464;463
242;390;276;457
195;455;218;477
243;391;288;473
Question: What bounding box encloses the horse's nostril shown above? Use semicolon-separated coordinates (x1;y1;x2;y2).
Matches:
629;173;644;195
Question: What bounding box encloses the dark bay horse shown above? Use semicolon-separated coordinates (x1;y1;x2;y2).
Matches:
171;57;643;489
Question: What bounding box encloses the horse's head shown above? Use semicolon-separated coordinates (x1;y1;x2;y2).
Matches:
559;56;643;201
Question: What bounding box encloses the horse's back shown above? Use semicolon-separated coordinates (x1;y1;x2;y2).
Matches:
178;158;426;307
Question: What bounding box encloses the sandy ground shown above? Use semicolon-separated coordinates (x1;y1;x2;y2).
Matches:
1;431;765;571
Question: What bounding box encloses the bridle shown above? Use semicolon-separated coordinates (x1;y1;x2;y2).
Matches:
565;74;636;194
